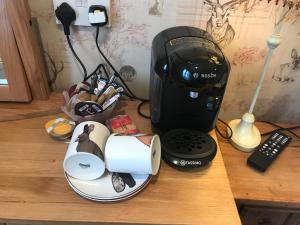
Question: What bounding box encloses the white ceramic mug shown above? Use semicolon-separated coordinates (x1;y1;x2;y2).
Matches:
63;121;110;180
105;134;161;175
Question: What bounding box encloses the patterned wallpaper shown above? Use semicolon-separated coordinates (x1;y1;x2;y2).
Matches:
28;0;300;123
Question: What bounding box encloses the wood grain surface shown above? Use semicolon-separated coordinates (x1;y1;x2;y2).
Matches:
219;123;300;209
6;0;50;100
0;0;32;102
0;100;241;225
0;93;63;122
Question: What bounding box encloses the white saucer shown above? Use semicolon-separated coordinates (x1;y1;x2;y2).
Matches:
65;171;151;202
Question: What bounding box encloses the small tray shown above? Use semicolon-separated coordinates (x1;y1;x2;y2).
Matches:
65;171;151;202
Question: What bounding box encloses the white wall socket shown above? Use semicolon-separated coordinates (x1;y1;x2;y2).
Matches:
53;0;111;27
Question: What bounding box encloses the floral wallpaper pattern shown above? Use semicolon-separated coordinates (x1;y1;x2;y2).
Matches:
29;0;300;123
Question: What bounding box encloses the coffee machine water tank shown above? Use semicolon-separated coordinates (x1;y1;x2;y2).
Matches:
150;26;230;134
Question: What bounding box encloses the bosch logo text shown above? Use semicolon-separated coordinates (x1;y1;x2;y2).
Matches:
201;73;217;79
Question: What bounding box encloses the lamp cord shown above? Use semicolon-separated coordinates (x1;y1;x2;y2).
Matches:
260;121;300;140
215;120;300;141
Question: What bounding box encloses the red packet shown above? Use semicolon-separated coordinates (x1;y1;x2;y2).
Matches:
106;115;139;135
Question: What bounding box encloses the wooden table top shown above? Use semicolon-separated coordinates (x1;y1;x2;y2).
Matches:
0;98;241;225
219;123;300;209
0;93;63;122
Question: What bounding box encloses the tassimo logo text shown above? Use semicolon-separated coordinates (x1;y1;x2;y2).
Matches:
179;160;202;166
201;73;217;79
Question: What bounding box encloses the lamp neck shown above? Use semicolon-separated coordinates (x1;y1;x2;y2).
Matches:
267;33;281;49
248;5;291;114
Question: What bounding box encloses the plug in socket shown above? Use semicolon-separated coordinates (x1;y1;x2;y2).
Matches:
53;0;111;27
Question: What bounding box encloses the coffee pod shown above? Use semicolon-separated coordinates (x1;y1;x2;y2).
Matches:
78;91;91;102
74;101;103;116
90;94;97;102
63;121;110;180
97;86;117;105
102;93;120;110
105;134;161;175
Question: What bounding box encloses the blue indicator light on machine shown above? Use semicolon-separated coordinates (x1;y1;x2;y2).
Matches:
189;91;199;98
163;64;168;71
182;69;191;80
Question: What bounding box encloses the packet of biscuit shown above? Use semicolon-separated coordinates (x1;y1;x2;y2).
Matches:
106;115;139;135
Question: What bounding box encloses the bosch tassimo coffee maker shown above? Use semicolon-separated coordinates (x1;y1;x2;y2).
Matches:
149;26;230;168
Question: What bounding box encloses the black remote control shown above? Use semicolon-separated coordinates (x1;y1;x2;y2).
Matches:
247;131;292;172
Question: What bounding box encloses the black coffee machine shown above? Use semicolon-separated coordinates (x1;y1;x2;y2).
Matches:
149;26;230;168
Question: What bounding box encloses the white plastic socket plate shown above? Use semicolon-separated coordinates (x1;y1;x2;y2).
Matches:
53;0;111;26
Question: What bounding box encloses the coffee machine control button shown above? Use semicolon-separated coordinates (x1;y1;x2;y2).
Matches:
207;96;221;111
207;102;213;111
189;91;199;99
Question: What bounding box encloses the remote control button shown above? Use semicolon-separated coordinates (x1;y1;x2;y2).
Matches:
247;131;291;172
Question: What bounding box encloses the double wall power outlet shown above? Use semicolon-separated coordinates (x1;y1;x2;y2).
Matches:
53;0;111;26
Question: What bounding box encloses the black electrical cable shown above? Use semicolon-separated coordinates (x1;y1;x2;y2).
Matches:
65;29;109;83
51;5;152;129
84;63;109;81
95;26;148;100
216;118;233;140
100;64;109;80
260;121;300;140
122;93;150;119
137;100;151;119
66;35;88;80
95;27;119;79
94;25;150;119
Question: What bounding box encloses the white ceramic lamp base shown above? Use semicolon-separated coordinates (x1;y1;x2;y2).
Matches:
228;113;261;152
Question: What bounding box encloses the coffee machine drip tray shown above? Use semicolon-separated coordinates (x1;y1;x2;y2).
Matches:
161;129;217;168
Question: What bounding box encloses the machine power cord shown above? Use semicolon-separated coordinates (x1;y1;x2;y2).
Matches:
137;100;151;119
95;27;147;99
216;118;233;140
94;26;150;118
